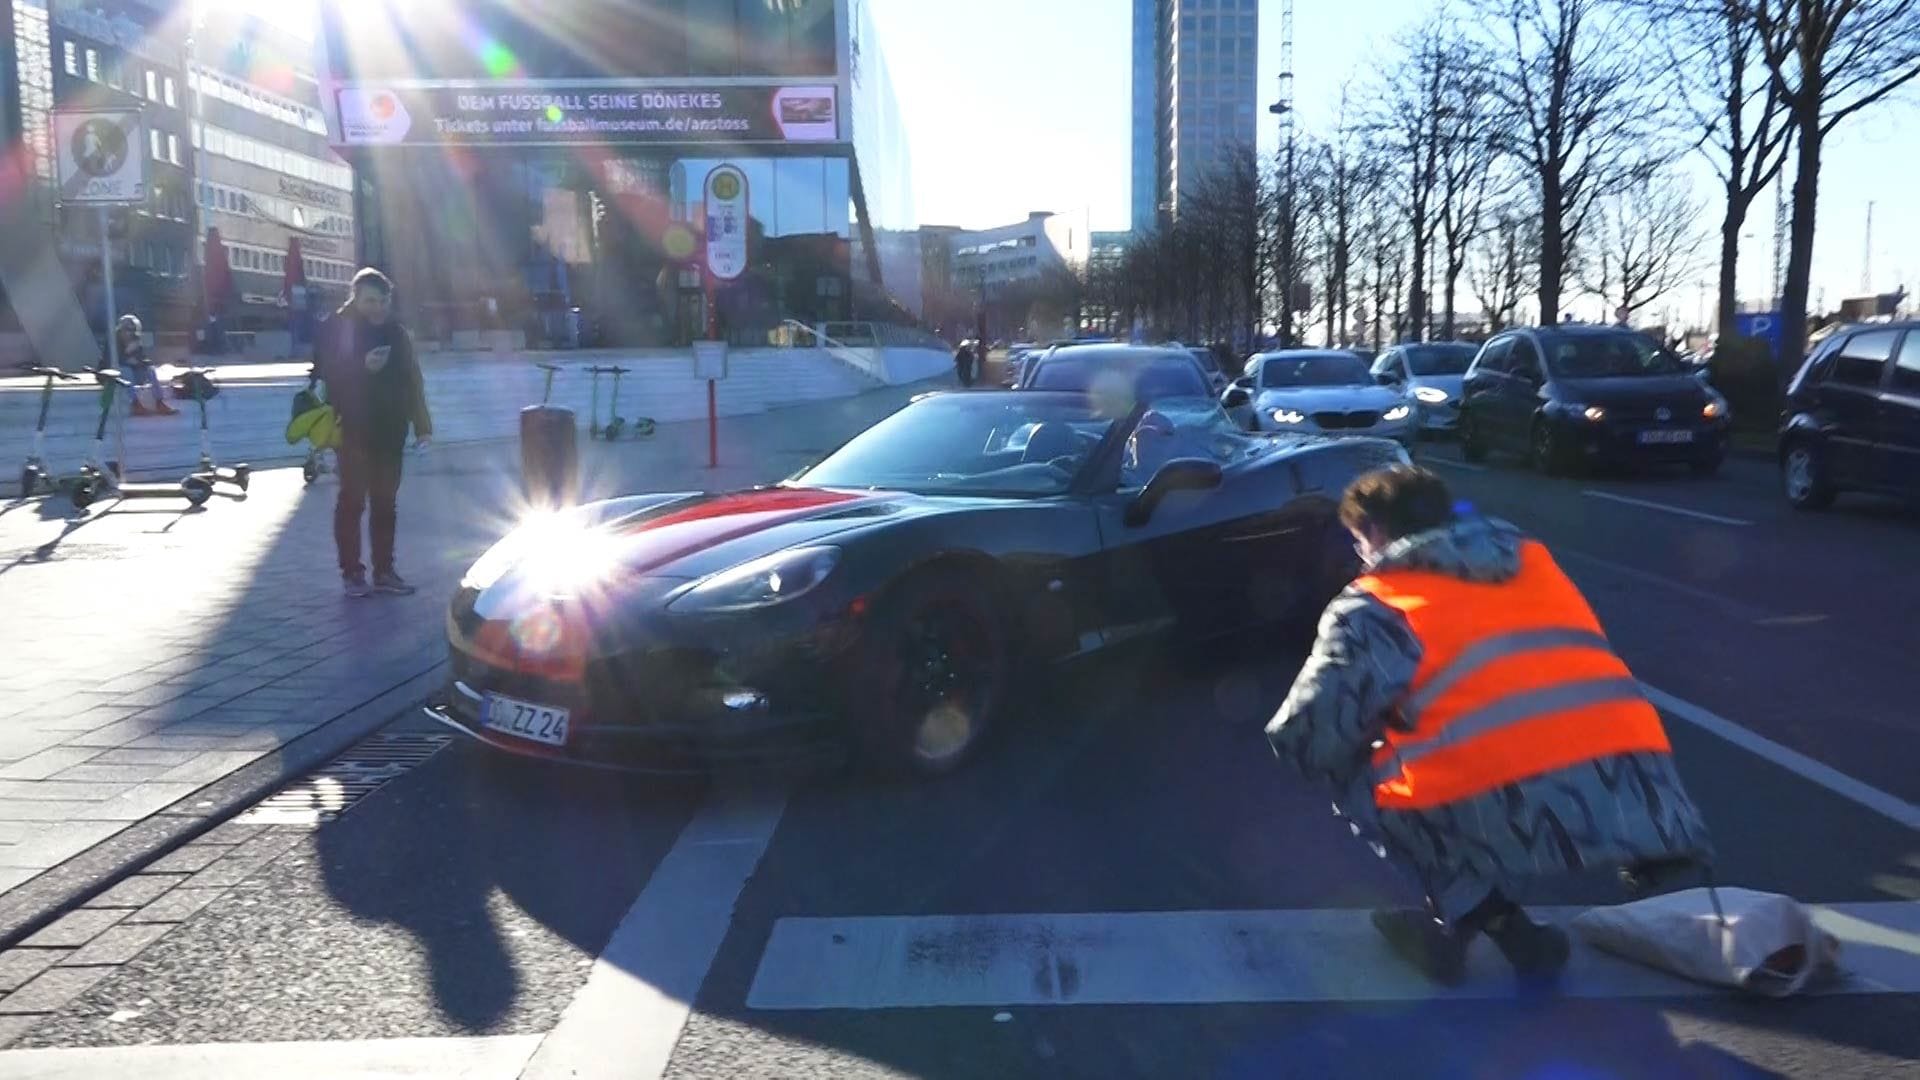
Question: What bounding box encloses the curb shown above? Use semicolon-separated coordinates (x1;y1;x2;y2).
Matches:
0;662;447;951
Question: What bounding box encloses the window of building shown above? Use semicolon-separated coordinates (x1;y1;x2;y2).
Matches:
167;134;180;166
149;129;163;161
63;41;77;77
164;76;177;108
146;69;157;100
85;48;99;82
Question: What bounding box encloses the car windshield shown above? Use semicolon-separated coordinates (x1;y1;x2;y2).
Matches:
1260;355;1371;388
1407;345;1477;377
1030;355;1210;400
795;395;1113;496
1548;335;1692;378
1189;349;1222;373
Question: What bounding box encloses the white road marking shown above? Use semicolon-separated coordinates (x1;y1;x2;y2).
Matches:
1581;489;1754;527
1552;547;1779;624
0;1035;541;1079
747;902;1920;1009
521;783;789;1080
1642;683;1920;832
1426;455;1488;472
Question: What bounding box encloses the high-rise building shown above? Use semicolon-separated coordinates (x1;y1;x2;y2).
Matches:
1131;0;1259;230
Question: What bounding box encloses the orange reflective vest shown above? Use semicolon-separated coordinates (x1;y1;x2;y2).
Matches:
1355;539;1672;812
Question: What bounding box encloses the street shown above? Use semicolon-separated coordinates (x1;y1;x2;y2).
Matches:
0;408;1917;1078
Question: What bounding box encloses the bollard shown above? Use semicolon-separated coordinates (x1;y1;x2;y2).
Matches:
520;403;579;511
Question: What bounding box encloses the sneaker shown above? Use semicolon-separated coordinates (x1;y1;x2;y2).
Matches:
1485;911;1571;980
1371;907;1469;986
154;402;179;416
343;572;372;598
373;570;417;595
129;401;152;417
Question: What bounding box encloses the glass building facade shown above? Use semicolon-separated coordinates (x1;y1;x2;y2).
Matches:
319;0;914;347
1133;0;1258;226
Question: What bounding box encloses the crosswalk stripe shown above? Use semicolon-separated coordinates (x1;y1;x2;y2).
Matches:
746;903;1920;1010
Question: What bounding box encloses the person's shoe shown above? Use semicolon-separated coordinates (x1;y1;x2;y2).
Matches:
373;570;416;596
343;571;372;598
154;401;179;416
1371;908;1469;986
1486;910;1571;980
129;401;152;417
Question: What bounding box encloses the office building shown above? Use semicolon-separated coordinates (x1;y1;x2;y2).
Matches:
1132;0;1259;227
317;0;915;347
190;7;359;327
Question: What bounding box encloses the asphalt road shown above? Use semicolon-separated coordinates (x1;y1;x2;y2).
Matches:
7;435;1920;1078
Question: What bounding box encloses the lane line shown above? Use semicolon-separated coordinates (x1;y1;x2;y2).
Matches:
0;1034;542;1080
1580;489;1755;527
1551;546;1780;624
520;782;789;1080
747;902;1920;1009
1642;683;1920;832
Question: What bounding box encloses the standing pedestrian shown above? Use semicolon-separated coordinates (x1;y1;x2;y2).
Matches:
115;315;177;416
954;339;977;388
314;268;433;598
1266;465;1711;985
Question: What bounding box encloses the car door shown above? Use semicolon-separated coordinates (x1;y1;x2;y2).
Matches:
1880;330;1920;496
1462;336;1516;448
1089;410;1253;641
1817;328;1899;489
1501;335;1550;450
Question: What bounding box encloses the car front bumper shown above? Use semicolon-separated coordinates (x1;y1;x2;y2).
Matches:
1258;416;1418;444
1560;418;1731;465
436;587;859;773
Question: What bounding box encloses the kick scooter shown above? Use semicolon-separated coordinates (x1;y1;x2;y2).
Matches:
16;364;77;497
69;369;212;510
177;368;250;493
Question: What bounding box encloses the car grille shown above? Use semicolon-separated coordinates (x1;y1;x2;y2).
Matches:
1313;410;1382;429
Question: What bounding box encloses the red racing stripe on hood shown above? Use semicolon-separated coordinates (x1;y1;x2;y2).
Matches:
609;488;869;575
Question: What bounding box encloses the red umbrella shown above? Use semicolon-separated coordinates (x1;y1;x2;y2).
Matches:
281;235;306;302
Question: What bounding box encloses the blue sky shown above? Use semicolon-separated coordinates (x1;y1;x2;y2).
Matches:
870;0;1916;321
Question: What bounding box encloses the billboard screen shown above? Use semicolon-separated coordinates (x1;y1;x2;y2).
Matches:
335;84;838;146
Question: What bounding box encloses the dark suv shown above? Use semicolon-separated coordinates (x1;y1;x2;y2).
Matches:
1779;321;1920;509
1459;325;1731;475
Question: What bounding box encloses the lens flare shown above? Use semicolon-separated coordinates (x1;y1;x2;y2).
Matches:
480;41;519;78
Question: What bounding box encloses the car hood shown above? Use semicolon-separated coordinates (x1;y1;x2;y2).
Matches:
1556;375;1710;407
1409;374;1465;397
1255;385;1404;411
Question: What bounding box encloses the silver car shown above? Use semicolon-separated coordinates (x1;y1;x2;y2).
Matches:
1369;342;1480;435
1223;350;1418;445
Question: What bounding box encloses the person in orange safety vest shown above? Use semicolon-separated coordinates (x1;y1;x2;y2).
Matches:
1267;465;1712;985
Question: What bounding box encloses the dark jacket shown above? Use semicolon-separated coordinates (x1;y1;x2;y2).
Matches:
315;309;433;453
1266;517;1713;919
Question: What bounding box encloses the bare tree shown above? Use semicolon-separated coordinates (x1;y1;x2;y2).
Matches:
1581;173;1705;319
1741;0;1920;364
1311;94;1368;347
1433;35;1511;339
1481;0;1665;324
1471;203;1541;331
1369;20;1457;341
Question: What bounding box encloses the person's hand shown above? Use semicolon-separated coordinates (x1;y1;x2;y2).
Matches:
414;435;432;452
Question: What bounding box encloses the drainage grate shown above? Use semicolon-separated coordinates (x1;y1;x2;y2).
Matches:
236;732;453;826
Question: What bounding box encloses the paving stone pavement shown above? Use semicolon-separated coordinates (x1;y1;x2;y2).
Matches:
0;377;946;932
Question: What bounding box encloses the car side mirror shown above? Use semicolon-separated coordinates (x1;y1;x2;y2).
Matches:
1126;457;1224;527
1222;385;1251;409
1232;376;1254;389
1375;371;1400;386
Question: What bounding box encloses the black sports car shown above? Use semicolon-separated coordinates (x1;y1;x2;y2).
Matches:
428;391;1406;775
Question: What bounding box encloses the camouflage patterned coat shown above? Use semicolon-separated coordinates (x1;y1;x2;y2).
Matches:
1265;517;1714;920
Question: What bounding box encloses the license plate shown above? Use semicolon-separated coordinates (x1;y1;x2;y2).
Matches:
1637;429;1695;444
482;694;570;747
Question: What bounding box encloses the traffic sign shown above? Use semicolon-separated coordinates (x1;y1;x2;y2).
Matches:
704;164;748;282
54;109;146;205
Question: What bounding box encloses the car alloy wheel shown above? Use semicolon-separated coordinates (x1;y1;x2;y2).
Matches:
1460;414;1489;462
1783;444;1834;510
856;569;1008;775
1530;423;1562;476
904;609;994;767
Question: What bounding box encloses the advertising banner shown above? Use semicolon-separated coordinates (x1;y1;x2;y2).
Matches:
335;84;837;147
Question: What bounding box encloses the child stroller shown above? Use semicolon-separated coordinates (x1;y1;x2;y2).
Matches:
286;371;339;484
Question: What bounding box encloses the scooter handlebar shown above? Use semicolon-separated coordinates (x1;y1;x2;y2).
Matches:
18;365;76;380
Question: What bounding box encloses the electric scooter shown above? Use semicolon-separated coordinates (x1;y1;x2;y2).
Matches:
16;364;77;497
588;365;631;440
177;367;250;493
69;369;212;510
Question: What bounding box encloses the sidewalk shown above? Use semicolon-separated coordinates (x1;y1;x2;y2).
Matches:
0;375;948;947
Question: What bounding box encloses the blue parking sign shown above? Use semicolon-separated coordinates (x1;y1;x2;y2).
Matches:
1733;312;1783;360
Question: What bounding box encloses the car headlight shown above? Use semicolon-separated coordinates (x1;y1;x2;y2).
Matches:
1382;404;1412;422
1413;386;1450;404
668;546;842;613
463;513;626;595
1270;408;1306;425
463;514;581;591
1702;399;1727;420
1575;404;1606;422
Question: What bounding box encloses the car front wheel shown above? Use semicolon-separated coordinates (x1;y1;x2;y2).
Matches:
852;569;1009;776
1782;442;1835;510
1460;413;1489;462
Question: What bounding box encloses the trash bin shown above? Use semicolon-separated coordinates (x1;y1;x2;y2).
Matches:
520;404;578;510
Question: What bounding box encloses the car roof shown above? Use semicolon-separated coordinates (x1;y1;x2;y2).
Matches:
1035;344;1194;364
1251;349;1364;362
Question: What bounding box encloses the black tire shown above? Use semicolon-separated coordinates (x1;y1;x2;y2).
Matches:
69;480;96;510
850;568;1010;776
234;465;251;491
19;467;37;497
1460;413;1489;462
303;459;318;484
1782;441;1835;510
1529;420;1569;477
182;477;213;506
